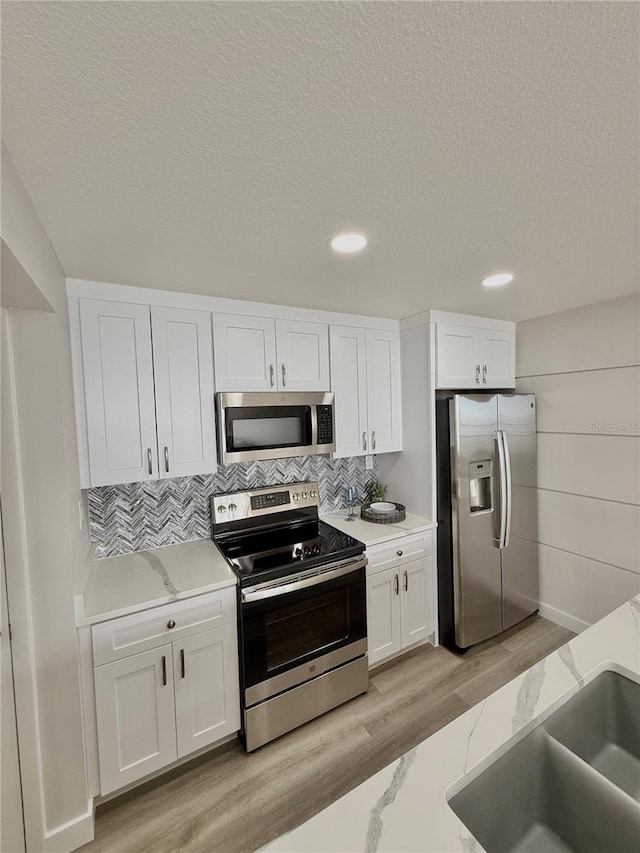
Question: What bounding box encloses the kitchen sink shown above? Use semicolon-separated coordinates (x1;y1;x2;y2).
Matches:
448;670;640;853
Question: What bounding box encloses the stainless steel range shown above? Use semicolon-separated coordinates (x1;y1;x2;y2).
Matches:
211;481;369;752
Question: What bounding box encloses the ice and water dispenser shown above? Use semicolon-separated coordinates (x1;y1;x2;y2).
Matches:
469;460;493;514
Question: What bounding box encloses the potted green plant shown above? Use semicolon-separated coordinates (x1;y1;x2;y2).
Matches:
364;480;388;504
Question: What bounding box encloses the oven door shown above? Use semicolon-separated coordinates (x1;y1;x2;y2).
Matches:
240;556;367;707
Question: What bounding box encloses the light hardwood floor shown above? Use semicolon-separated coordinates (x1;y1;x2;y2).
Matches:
80;615;574;853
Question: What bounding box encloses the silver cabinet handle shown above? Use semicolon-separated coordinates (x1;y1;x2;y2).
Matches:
394;574;399;595
164;446;169;473
363;432;367;452
372;430;376;451
475;364;480;384
147;448;153;475
397;550;403;557
180;648;185;679
161;655;167;687
282;364;287;386
482;364;487;384
269;364;275;387
404;570;408;592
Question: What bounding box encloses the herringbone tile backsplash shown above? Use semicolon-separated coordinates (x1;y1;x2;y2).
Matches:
88;455;378;558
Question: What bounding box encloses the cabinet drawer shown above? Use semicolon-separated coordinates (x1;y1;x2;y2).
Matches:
92;587;236;666
367;532;432;575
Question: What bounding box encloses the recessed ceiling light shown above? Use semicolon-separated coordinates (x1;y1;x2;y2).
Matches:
330;232;368;254
482;272;514;288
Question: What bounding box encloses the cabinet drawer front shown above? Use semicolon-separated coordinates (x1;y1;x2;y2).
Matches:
367;532;432;574
92;588;236;666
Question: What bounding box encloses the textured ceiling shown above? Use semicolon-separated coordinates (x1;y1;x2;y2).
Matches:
2;1;638;321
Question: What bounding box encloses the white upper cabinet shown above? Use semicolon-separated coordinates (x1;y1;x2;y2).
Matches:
435;320;515;389
275;319;330;391
151;307;216;478
78;299;216;486
329;326;368;456
213;313;330;392
212;314;277;391
365;329;402;454
80;300;159;485
330;325;402;457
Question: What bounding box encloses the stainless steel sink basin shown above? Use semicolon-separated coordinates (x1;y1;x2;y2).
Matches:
449;670;640;853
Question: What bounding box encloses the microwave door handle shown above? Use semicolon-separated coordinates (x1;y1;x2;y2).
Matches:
496;430;508;549
310;404;319;448
502;429;513;549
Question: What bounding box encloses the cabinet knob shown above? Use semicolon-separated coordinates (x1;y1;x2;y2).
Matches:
397;550;403;556
167;619;176;629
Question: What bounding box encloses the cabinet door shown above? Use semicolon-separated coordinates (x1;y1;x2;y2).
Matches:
329;325;368;457
400;556;434;649
94;645;177;795
174;625;240;758
152;307;217;478
365;329;402;454
435;323;481;389
367;567;402;666
275;319;330;391
212;314;277;391
479;330;515;388
80;299;158;486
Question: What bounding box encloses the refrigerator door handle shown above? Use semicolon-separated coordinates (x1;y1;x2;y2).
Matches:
496;430;508;549
502;429;513;549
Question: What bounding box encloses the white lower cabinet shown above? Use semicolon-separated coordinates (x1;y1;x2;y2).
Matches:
94;645;178;794
92;590;240;796
366;532;434;667
173;624;239;758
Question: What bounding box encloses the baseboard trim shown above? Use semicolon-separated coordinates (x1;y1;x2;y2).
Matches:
538;602;590;635
43;800;94;852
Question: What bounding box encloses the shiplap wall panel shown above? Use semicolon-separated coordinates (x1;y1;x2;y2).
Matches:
537;433;639;505
517;294;639;377
539;545;640;630
516;294;640;630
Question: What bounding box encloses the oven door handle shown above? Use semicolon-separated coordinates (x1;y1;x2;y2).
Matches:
241;556;367;603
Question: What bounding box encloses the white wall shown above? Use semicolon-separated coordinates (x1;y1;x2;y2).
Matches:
516;294;640;631
1;143;92;849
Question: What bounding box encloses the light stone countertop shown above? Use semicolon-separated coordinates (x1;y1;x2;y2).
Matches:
76;538;236;626
320;510;436;547
264;595;640;853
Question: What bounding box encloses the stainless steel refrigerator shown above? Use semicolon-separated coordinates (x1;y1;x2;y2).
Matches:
436;392;538;651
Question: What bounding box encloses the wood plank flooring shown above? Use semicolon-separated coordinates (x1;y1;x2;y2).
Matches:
80;615;573;853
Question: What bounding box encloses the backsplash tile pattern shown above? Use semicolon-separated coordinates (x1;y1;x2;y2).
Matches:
88;455;378;558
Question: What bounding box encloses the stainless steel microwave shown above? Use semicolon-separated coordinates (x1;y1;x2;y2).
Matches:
215;392;335;464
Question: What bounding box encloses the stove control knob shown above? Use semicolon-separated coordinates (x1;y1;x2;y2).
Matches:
217;505;227;513
312;545;320;555
302;492;308;499
228;503;237;512
293;493;300;501
294;547;303;558
303;546;311;556
311;489;317;498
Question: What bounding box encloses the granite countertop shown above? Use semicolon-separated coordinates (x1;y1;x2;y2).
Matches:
321;510;436;547
264;595;640;852
76;538;236;626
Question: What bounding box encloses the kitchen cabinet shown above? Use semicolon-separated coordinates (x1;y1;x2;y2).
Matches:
329;326;402;456
213;313;330;392
78;299;216;486
92;589;239;795
435;322;515;389
366;532;434;667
